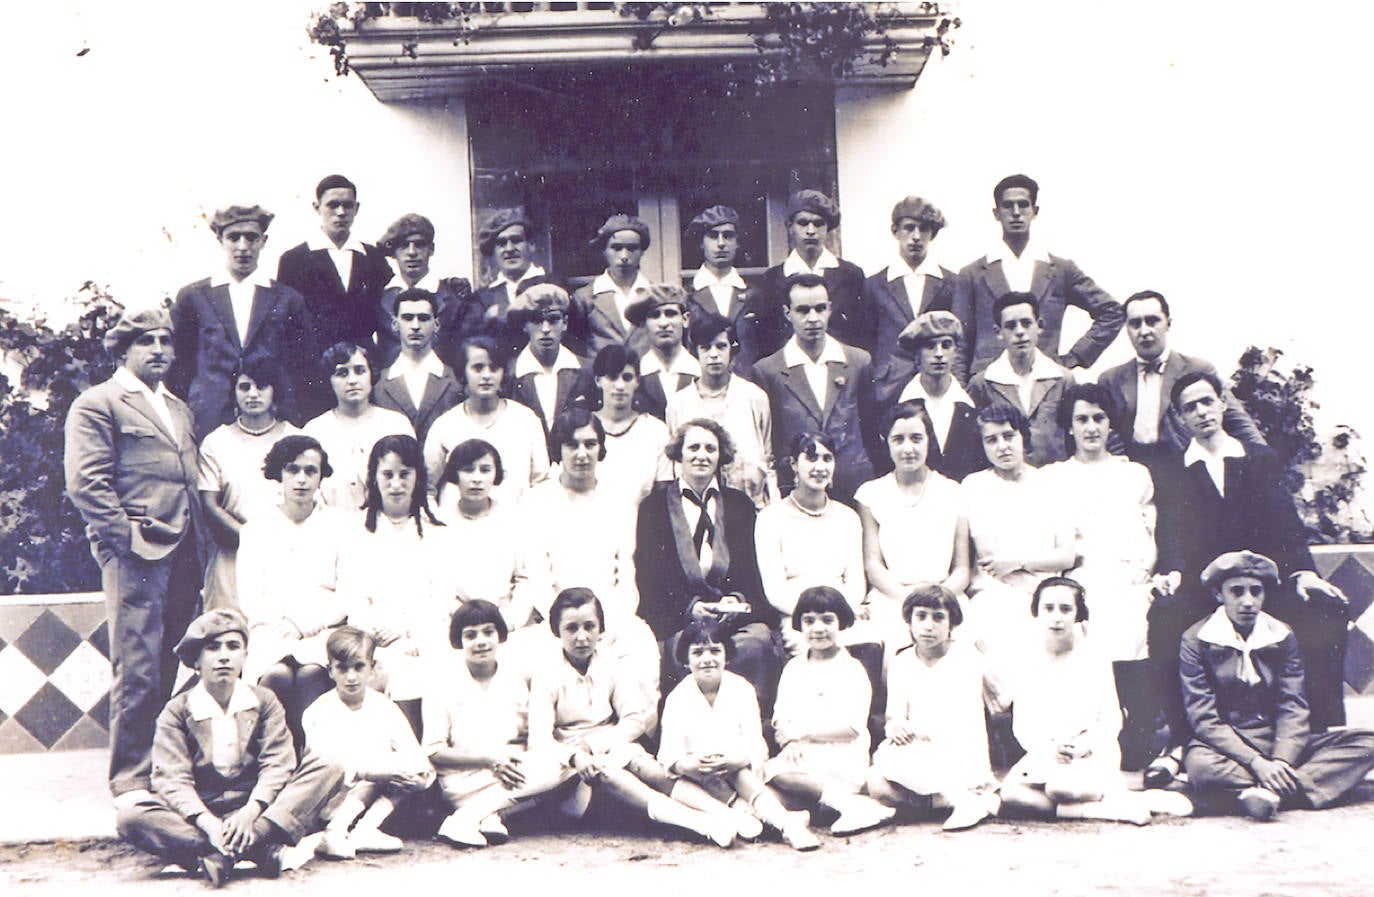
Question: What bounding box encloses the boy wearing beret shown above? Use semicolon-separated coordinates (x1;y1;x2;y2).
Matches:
116;609;343;888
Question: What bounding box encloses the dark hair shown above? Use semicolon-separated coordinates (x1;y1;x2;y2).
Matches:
1056;382;1120;451
457;334;508;372
782;273;828;309
228;356;288;414
1124;290;1171;321
550;408;606;461
440;438;506;490
787;430;838;463
592;343;640;380
548;587;604;636
993;173;1039;206
664;417;736;471
791;585;856;632
901;583;963;628
362;434;442;532
976;403;1032;446
321;341;379;386
880;401;929;440
449;599;508;649
315;174;357;200
992;291;1040;326
674;618;736;667
1170;369;1223;411
1031;576;1089;622
686;310;737;354
393;288;439;315
263;434;333;481
326;626;376;666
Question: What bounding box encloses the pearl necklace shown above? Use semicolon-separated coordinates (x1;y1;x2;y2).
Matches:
787;491;828;517
235;417;277;437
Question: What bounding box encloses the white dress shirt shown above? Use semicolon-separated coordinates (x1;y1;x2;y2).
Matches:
1184;433;1247;497
986;236;1051;294
591;271;652;331
307;229;368;290
781;248;840;276
113;366;178;436
186;681;259;776
898;375;973;451
692;266;748;317
491;263;547;305
387;349;446;410
209;267;274;347
512;343;583;425
1131;350;1170;445
980;348;1063;413
781;335;847;409
887;254;944;318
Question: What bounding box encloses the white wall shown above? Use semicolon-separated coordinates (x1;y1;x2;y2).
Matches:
838;0;1374;451
0;1;471;320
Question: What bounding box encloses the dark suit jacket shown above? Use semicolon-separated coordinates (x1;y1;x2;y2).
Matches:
636;370;696;422
753;340;876;500
570;282;652;360
505;354;592;438
761;259;868;354
64;376;201;565
1153;443;1314;583
276;240;393;416
862;265;960;376
634;482;773;641
953;252;1123;381
168;278;313;438
371;363;464;445
1180;618;1309;768
370;277;477;372
1097;352;1265;456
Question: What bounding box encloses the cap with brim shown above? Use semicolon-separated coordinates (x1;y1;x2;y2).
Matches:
625;283;687;328
1200;550;1281;591
210;204;274;237
785;190;840;228
686;205;739;241
897;310;963;353
174;609;250;668
590;214;651;251
478;209;534;257
509;282;570;329
104;307;174;358
379;213;435;255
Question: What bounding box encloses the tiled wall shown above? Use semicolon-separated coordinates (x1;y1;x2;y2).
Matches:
1;548;1373;754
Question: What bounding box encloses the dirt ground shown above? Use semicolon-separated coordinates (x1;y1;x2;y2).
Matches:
3;786;1372;897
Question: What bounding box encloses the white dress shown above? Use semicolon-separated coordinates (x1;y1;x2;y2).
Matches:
765;651;872;788
303;407;414;512
666;377;774;504
424;400;549;506
658;671;769;776
597;413;672;508
1043;456;1156;661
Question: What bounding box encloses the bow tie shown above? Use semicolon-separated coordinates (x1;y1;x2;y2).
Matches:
1139;358;1165;375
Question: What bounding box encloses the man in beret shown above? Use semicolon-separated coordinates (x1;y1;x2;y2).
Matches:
862;196;960;377
474;209;556;360
168;204;313;439
684;205;768;375
625;284;700;420
1143;369;1350;786
65;307;203;804
117;608;342;886
373;212;476;371
760;189;867;357
506;283;589;437
571;214;655;357
880;311;986;482
953;173;1123;382
277;174;394;418
1179;551;1374;820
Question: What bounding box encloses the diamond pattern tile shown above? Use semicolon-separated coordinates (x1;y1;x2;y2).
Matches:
14;683;84;749
49;642;111;713
89;692;110;731
0;717;45;754
0;647;48;716
0;604;44;643
14;610;82;675
50;601;109;640
52;715;110;752
1346;627;1374;694
1326;555;1374;621
89;621;110;660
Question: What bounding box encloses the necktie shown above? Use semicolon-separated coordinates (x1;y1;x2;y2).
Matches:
683;488;718;557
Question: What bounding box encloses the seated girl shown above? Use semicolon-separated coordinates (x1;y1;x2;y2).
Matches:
868;584;1000;831
659;619;820;851
337;434;451;734
424;600;573;848
998;577;1191;825
765;586;895;836
527;588;746;847
238;434;350;748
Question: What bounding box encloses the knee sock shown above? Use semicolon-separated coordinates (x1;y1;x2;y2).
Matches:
354;796;395;833
328;795;367;833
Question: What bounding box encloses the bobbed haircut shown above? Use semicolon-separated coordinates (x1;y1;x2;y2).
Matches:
1170;369;1224;411
1056;382;1121;445
791;585;856;632
1123;289;1171;320
976;403;1032;446
449;599;509;649
321;341;379;385
992;291;1041;325
228;355;289;410
901;583;963;628
686;310;737;353
664;417;736;470
325;625;376;666
315;174;358;200
993;173;1039;206
1031;576;1089;622
362;434;442;532
787;430;838;463
548;587;605;636
441;438;505;488
457;334;509;372
675;618;736;667
880;401;929;440
550;408;607;460
263;434;333;481
592;342;641;380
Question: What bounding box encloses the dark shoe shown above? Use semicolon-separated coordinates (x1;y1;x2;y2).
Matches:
1143;752;1181;789
199;853;232;889
252;843;285;879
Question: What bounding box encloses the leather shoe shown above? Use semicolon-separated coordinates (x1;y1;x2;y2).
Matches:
198;853;232;889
